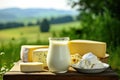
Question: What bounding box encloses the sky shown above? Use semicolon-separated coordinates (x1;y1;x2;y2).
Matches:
0;0;73;10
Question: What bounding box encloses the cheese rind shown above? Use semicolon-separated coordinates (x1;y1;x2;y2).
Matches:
20;62;43;72
68;40;106;58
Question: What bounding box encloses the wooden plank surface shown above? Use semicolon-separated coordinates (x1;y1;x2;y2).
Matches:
3;61;119;80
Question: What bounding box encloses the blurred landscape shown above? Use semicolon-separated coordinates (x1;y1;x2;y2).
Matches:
0;7;79;80
0;0;120;80
0;8;77;22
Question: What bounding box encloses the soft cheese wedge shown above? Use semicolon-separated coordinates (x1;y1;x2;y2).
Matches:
20;45;48;62
32;48;48;68
20;62;43;72
68;40;106;58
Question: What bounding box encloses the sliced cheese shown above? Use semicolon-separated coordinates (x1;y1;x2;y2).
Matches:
71;53;82;64
32;48;48;68
20;45;48;62
20;62;43;72
68;40;106;58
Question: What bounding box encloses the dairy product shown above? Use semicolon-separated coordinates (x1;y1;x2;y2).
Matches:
76;52;104;69
82;52;98;64
77;59;91;69
68;40;106;58
99;54;109;63
20;62;43;72
32;48;48;68
47;37;71;73
92;62;104;69
20;45;48;62
71;53;82;64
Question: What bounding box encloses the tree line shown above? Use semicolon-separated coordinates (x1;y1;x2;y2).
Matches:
0;15;74;30
0;22;24;29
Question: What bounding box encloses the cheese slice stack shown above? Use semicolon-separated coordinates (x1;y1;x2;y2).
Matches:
20;45;48;62
68;40;106;58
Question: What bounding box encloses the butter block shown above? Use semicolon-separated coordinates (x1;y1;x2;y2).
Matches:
32;48;48;68
68;40;106;58
20;62;43;72
20;45;48;62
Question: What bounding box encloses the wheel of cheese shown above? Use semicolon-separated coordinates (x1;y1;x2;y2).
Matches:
68;40;106;58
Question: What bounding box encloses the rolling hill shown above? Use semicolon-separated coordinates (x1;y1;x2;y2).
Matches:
0;8;78;22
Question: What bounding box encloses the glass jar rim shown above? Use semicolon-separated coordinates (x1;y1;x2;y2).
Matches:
49;37;69;41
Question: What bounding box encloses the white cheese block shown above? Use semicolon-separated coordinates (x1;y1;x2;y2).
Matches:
32;48;48;68
68;40;106;58
76;52;105;69
20;62;43;72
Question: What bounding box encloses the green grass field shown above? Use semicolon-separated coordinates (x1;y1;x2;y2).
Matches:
0;26;49;43
0;21;80;43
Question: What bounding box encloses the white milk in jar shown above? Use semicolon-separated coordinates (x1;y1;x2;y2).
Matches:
47;37;71;73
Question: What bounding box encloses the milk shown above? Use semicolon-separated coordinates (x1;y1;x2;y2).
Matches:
47;38;71;73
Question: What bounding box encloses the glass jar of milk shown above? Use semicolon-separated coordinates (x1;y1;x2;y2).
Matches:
47;37;71;73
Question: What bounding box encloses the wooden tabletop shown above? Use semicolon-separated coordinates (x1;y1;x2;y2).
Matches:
3;61;119;80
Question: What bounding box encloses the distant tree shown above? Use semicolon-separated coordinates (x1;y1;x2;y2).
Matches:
68;0;120;20
40;18;50;32
5;22;24;28
0;22;24;29
50;16;74;24
68;0;120;47
0;23;5;29
36;20;41;25
27;22;35;26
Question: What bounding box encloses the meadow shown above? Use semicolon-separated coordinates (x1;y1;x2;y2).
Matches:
0;21;80;43
0;21;120;80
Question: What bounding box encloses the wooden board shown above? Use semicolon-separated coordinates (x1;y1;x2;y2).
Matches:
3;61;119;80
